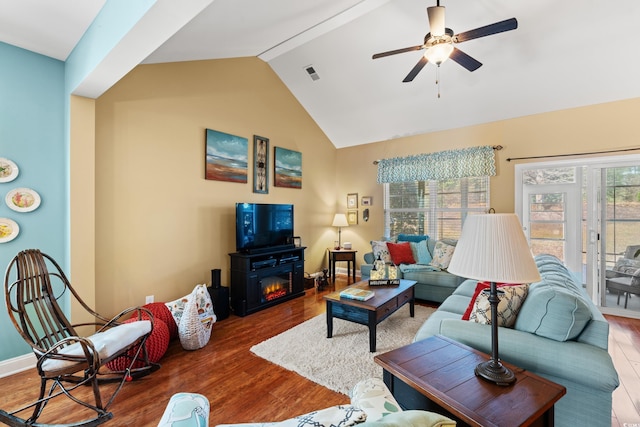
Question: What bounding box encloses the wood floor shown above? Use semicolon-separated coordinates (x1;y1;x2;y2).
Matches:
0;275;639;426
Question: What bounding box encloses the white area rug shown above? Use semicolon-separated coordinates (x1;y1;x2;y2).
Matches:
250;304;435;395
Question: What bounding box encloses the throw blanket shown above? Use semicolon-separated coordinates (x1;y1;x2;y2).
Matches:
399;264;442;273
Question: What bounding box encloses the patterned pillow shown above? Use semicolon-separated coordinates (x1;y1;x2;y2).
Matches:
429;240;456;269
409;240;432;265
371;240;391;263
350;377;401;421
273;405;366;427
469;284;529;328
462;282;519;320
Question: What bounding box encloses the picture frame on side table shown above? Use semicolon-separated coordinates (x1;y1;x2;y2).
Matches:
347;210;358;225
253;135;269;194
347;193;358;209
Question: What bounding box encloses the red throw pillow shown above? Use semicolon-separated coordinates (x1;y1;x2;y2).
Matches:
461;281;519;320
386;241;416;265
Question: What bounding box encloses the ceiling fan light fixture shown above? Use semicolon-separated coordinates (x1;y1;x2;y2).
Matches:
424;41;453;65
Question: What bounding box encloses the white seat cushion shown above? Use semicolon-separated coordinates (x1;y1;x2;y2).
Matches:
41;320;151;372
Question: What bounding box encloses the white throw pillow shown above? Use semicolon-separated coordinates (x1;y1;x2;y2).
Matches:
429;240;456;269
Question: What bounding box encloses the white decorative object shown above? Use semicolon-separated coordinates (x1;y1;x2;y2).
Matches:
177;284;216;350
6;187;41;212
342;241;352;250
0;218;19;243
0;158;19;183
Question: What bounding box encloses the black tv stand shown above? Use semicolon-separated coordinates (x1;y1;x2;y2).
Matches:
229;247;305;316
243;244;295;255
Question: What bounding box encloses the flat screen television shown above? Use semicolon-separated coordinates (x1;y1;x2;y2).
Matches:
235;203;294;253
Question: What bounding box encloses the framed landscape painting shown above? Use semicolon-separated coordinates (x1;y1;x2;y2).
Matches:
205;129;248;183
274;147;302;189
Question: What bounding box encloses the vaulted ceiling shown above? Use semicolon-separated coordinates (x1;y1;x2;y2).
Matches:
2;0;640;148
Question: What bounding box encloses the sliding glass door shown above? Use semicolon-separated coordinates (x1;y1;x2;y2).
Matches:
516;155;640;318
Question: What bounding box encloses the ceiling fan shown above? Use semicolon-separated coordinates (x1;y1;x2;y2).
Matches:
372;1;518;83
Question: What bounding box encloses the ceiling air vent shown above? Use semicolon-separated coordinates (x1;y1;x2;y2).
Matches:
305;66;320;81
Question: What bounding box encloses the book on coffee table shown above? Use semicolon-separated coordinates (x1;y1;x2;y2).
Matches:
339;288;375;301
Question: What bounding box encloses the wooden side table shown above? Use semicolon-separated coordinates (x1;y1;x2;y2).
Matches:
374;335;566;427
329;249;357;283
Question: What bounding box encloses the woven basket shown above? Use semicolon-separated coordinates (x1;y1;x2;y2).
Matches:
178;284;216;350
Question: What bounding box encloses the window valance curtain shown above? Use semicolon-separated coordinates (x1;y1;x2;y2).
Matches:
377;145;496;183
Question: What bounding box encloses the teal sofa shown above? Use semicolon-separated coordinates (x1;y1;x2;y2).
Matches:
414;254;619;427
360;236;464;303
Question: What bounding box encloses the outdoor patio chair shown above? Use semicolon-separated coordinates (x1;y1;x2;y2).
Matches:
1;249;160;427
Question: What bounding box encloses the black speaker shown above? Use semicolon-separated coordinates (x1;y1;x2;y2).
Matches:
211;268;221;289
208;286;229;320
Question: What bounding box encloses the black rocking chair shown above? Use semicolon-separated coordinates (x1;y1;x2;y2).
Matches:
1;249;160;427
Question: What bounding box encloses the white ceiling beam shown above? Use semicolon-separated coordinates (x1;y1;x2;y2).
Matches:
73;0;214;98
258;0;391;62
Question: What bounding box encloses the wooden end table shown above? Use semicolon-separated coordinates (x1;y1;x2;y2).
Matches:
323;279;416;352
374;335;566;427
329;249;357;283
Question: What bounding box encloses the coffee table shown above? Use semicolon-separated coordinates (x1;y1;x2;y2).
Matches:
324;279;416;352
374;335;566;427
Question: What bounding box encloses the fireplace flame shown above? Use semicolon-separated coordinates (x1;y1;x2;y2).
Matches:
263;281;288;301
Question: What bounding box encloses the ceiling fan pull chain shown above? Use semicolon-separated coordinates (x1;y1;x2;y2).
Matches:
436;65;441;98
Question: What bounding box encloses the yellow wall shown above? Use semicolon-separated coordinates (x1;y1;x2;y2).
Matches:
90;54;640;316
70;95;97;327
336;97;640;261
94;57;338;316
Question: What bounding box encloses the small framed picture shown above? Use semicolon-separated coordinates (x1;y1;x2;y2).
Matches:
361;196;372;206
347;193;358;209
347;210;358;225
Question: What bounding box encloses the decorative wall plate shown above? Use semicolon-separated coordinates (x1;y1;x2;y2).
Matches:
0;158;19;183
0;218;19;243
6;188;41;212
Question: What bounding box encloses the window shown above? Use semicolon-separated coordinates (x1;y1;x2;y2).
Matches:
384;176;489;239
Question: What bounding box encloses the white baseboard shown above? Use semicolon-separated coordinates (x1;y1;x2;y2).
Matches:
0;353;36;378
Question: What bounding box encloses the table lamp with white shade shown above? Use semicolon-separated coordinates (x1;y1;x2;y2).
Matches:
447;213;541;386
332;213;349;249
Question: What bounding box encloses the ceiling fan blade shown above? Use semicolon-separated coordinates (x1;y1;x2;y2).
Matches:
427;6;445;37
449;47;482;71
403;56;429;82
373;45;423;59
453;17;518;43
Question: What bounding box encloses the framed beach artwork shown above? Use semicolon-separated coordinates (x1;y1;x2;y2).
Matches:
274;147;302;189
205;129;248;183
253;135;269;194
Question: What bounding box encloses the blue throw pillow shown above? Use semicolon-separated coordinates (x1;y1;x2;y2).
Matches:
397;234;429;243
410;241;432;265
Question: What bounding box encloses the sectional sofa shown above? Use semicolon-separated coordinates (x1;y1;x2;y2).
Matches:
413;254;620;427
360;234;464;302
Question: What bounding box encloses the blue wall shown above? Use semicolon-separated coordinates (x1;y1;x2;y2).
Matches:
0;42;66;360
